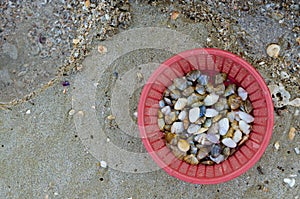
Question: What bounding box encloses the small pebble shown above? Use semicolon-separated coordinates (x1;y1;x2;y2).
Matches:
62;81;70;86
204;93;219;106
133;112;138;118
68;109;75;116
174;98;188;110
218;118;229;135
288;127;296;141
238;111;254;123
171;122;184;134
107;115;115;120
189;107;200;123
25;109;31;115
294;147;300;155
238;87;248;101
100;160;107;168
274;141;280;150
205;108;219;117
222;138;237;148
98;45;107;54
283;178;295;188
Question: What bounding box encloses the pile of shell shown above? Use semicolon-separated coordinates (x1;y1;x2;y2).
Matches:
157;70;254;165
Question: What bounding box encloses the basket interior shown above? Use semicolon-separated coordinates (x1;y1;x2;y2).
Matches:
139;50;272;184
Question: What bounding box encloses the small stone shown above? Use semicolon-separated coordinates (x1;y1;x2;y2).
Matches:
274;141;280;150
187;124;200;134
238;87;248;101
171;122;184;134
100;160;107;168
197;147;209;159
205;109;219;117
182;87;194;96
161;106;171;115
294;147;300;155
222;138;237;148
228;95;242;110
173;77;188;91
133;112;138;118
224;84;236;97
171;11;180;20
207;133;220;144
186;70;201;82
25;109;31;115
204;93;219;106
174;98;188;110
215;73;227;84
266;44;280;58
210;144;222;158
197;127;209;134
159;100;165;108
197;74;209;85
177;139;190;152
158;118;165;130
283;178;295;188
238;111;254;123
207;123;219;135
288;127;296;141
218;118;229;135
195;85;206;95
107;115;115;120
233;130;243;143
98;45;107;54
165;132;176;143
239;120;251;134
210;154;225;164
68;109;75;116
165;112;177;124
189;107;200;123
184;154;199;165
178;110;187;120
227;111;236;122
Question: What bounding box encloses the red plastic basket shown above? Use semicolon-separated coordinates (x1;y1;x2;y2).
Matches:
138;48;274;184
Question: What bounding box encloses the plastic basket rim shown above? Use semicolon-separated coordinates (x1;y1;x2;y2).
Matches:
138;48;274;184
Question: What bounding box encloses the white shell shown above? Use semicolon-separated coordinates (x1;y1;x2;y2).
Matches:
222;138;237;148
171;122;184;134
239;120;251;134
205;108;219;117
238;111;254;123
187;124;200;134
238;87;248;101
233;129;243;143
266;44;280;58
174;98;188;110
178;110;187;120
218;118;229;135
189;107;200;123
204;93;219;106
